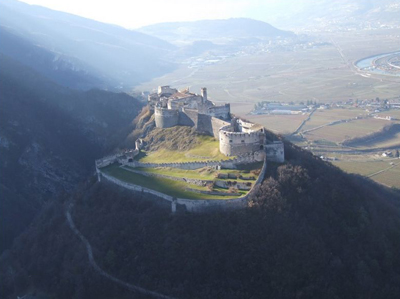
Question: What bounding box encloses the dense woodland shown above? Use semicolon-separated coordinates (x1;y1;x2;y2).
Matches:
1;141;400;299
0;54;144;253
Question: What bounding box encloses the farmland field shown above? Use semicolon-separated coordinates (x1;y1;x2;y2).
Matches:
332;160;400;188
332;160;396;176
134;29;400;189
372;164;400;188
376;110;400;119
243;114;308;134
136;30;400;107
303;118;392;143
301;108;368;132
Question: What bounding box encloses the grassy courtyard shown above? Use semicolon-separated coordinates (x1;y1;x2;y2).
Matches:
137;134;232;163
101;163;248;200
132;163;261;183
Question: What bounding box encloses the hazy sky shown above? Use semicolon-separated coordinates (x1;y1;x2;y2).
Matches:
17;0;285;29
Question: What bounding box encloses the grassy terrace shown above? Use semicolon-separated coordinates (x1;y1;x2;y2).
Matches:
136;135;232;163
101;164;248;200
130;163;262;183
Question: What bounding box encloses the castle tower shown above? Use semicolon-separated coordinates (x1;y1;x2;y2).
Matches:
201;87;208;102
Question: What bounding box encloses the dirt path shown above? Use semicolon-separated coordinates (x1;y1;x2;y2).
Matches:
66;203;176;299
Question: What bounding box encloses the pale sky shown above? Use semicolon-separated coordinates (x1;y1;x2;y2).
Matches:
17;0;285;29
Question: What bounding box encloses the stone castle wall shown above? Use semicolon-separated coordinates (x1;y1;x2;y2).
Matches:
265;141;285;163
208;104;230;120
98;156;268;213
178;108;198;127
211;117;230;138
219;128;264;156
175;108;229;139
154;107;179;128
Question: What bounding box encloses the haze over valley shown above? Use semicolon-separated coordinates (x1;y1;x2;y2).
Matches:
1;1;400;298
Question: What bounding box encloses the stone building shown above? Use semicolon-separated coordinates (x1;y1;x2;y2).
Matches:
148;86;284;162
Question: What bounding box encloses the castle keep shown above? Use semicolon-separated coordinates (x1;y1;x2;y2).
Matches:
148;86;284;162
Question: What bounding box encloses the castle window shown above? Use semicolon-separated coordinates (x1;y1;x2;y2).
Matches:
241;140;245;143
229;140;232;143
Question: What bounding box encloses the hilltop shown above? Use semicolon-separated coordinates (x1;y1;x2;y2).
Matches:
1;140;400;299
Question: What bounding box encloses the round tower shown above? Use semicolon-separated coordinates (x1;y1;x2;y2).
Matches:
154;107;179;128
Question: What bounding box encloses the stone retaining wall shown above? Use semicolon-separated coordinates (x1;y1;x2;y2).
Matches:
98;156;268;213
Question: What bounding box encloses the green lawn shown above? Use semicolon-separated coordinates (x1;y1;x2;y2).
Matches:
130;164;261;183
101;164;245;200
137;135;232;163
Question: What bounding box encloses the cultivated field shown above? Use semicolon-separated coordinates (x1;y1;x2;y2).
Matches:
136;30;400;107
303;118;393;143
376;110;400;119
243;114;308;134
134;29;400;189
301;108;368;132
332;160;396;176
372;163;400;188
333;160;400;188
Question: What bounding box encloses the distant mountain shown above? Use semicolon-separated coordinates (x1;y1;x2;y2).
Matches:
261;0;400;30
0;53;144;252
139;18;295;44
0;0;176;90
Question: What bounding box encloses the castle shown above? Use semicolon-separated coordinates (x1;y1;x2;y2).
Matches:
148;86;284;162
95;85;285;212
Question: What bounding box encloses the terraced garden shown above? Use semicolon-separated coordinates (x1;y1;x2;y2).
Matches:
100;163;262;200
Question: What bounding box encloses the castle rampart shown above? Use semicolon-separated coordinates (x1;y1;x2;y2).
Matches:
97;156;268;213
219;126;264;156
208;103;230;120
154;107;179;128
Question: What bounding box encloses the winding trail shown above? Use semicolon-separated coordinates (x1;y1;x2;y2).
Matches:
66;203;176;299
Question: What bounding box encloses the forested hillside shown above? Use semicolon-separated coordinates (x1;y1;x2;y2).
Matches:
0;0;176;90
0;54;143;253
1;141;399;299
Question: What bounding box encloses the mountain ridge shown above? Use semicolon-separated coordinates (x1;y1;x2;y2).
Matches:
139;17;295;43
0;0;177;90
